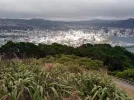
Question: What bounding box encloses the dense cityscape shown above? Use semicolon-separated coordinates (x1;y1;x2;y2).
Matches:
0;0;134;99
0;28;134;48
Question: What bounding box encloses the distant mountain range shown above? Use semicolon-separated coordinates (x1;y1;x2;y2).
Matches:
73;18;134;28
0;18;134;30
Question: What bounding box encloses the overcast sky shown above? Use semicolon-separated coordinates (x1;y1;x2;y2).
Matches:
0;0;134;21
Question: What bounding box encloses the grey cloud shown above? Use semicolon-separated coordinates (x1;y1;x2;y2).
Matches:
0;0;134;21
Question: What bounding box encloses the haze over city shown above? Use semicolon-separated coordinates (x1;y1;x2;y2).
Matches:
0;0;134;49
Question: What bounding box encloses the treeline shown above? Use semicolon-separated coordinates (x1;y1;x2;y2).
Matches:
0;41;134;71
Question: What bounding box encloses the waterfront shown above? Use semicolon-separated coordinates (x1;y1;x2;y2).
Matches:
0;31;134;52
112;36;134;52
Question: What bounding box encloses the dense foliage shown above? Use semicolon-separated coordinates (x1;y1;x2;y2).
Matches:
0;55;132;100
115;69;134;82
0;41;134;71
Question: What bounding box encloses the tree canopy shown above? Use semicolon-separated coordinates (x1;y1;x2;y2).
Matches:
0;41;134;71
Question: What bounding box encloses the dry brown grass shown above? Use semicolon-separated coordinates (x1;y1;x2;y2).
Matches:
42;63;54;71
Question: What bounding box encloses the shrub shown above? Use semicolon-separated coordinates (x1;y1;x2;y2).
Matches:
116;69;134;81
0;58;132;100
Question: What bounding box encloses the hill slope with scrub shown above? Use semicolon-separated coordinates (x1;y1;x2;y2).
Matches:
0;55;132;100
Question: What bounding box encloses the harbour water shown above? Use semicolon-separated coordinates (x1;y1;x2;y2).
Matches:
112;36;134;52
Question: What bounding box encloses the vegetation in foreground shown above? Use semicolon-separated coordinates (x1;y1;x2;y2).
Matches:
0;41;134;82
1;41;134;72
0;55;132;100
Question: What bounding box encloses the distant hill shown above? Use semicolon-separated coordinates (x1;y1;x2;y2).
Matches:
0;18;134;30
70;18;134;28
0;18;66;30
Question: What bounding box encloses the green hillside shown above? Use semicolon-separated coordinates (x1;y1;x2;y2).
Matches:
0;55;132;100
0;41;134;72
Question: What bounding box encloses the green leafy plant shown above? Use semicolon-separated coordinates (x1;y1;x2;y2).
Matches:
0;56;132;100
